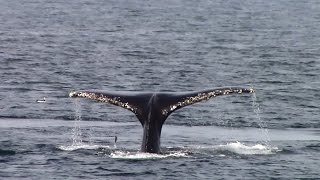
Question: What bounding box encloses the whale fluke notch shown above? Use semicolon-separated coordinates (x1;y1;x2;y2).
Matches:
69;87;254;153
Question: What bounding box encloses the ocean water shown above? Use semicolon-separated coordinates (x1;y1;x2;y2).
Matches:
0;0;319;179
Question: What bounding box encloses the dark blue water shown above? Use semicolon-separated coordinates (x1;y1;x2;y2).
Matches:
1;0;319;179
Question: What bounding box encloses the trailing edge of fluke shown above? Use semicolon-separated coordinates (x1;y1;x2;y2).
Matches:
69;87;255;153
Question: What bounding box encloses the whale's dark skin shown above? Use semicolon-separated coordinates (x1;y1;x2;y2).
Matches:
69;87;254;154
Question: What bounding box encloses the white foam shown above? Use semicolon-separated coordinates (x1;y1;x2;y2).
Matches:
109;151;188;160
57;143;110;151
216;141;278;155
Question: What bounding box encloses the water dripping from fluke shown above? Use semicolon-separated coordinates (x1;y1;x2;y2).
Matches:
57;98;118;152
58;98;86;151
72;98;83;146
251;88;271;147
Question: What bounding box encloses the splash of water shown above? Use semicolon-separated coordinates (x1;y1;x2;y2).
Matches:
109;151;188;160
58;144;111;151
216;141;278;155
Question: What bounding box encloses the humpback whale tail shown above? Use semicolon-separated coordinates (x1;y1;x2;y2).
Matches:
69;87;254;153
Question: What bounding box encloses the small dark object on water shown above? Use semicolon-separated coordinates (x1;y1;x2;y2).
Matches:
36;97;46;103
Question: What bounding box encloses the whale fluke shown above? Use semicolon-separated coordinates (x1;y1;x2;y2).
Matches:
69;87;254;153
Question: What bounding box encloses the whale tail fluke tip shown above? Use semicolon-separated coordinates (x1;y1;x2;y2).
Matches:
249;88;255;93
69;91;78;97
